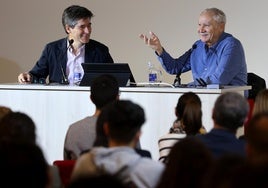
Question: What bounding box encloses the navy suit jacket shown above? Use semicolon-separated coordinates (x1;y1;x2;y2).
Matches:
195;128;246;158
30;38;114;83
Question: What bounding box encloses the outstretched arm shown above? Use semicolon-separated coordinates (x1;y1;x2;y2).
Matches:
139;31;163;55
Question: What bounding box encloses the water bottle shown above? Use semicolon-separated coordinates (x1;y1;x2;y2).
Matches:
73;63;82;85
148;62;158;83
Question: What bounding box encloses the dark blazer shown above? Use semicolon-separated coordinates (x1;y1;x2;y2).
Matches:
195;128;246;158
30;38;114;83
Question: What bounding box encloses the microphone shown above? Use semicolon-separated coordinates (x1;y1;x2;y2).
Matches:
60;39;74;85
173;44;197;87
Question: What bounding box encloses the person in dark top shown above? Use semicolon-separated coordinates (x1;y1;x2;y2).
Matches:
196;92;249;158
18;5;113;85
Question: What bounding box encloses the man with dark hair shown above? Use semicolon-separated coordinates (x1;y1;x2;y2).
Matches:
64;74;119;160
196;92;249;158
71;100;164;188
18;5;113;85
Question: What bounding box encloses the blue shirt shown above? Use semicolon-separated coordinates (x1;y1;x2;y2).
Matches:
157;32;247;86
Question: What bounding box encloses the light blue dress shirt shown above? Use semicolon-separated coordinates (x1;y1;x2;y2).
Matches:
157;32;247;86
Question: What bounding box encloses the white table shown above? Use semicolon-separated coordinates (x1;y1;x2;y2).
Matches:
0;84;250;164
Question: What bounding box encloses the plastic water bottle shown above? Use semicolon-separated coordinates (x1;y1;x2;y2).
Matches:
73;63;82;85
148;62;158;83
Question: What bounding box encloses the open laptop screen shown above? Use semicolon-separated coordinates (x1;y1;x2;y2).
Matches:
79;63;136;87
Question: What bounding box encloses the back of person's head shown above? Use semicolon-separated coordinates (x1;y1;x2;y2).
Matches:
252;89;268;116
201;7;226;24
0;111;36;144
212;92;249;132
182;101;202;135
0;142;49;188
90;74;119;109
62;5;94;34
0;106;12;120
68;174;126;188
204;153;247;188
176;92;201;119
157;137;213;188
246;112;268;164
101;100;145;144
176;92;202;135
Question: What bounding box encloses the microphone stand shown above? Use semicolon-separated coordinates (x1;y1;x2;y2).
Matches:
60;39;74;85
173;44;197;87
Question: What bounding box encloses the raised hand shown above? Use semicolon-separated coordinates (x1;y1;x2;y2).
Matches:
139;31;163;55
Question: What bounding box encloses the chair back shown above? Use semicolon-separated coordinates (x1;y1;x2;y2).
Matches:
247;72;266;99
53;160;76;187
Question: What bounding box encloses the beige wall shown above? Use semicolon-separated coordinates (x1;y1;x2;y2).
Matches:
1;0;267;84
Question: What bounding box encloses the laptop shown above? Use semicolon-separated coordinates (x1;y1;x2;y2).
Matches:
79;63;136;87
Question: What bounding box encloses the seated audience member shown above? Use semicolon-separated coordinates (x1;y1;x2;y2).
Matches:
246;112;268;165
67;174;126;188
158;92;206;163
203;153;247;188
243;89;268;137
92;105;152;158
196;92;249;158
0;111;61;188
71;100;164;188
0;142;51;188
64;74;119;160
156;137;213;188
251;89;268;116
0;111;36;144
0;106;12;120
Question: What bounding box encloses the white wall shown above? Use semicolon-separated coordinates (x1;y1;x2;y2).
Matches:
1;0;267;84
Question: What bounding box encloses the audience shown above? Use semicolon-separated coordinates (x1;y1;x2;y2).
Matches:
156;137;213;188
64;74;120;160
246;112;268;165
71;100;164;188
0;105;12;120
0;111;36;144
203;153;247;188
67;174;126;188
0;111;61;188
92;104;152;158
196;92;249;158
252;89;268;116
243;89;268;134
158;92;205;163
0;141;51;188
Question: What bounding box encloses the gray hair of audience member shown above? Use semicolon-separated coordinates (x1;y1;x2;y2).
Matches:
100;100;145;144
62;5;94;34
0;112;36;144
212;92;249;132
90;74;119;109
201;8;226;24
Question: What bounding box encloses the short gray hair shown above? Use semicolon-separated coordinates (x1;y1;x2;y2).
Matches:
212;92;249;132
201;8;226;24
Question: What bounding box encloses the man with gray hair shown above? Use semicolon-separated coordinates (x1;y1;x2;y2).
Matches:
196;92;249;158
140;8;247;87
